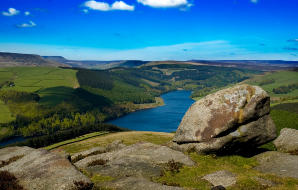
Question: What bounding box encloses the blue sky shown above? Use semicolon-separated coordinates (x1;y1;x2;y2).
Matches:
0;0;298;60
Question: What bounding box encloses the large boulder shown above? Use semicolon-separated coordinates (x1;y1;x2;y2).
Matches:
172;84;277;154
274;128;298;155
0;146;92;190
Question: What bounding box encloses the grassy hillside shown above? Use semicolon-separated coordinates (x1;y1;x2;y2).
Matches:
0;67;78;106
0;67;78;92
245;70;298;103
0;100;14;123
0;64;263;147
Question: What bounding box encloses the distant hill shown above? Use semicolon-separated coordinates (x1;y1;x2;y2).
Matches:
42;56;68;63
43;56;121;68
43;56;148;69
3;52;298;71
190;60;298;71
0;52;68;67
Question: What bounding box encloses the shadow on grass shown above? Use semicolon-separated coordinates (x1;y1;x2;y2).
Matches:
38;86;112;110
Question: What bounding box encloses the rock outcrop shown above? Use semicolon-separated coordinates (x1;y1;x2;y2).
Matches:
254;151;298;179
102;176;184;190
71;140;126;163
0;146;92;190
274;128;298;155
75;142;194;189
172;84;277;154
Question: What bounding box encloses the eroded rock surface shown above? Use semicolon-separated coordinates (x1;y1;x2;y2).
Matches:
75;142;194;189
0;146;92;190
274;128;298;155
202;170;237;188
254;151;298;179
101;177;184;190
172;84;277;154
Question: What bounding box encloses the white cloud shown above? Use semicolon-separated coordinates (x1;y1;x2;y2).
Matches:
17;21;36;28
2;8;20;16
84;0;134;11
111;1;135;11
137;0;190;8
84;1;110;11
24;11;30;16
251;0;258;3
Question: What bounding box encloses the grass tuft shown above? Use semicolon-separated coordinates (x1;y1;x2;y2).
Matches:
0;155;24;168
87;159;108;167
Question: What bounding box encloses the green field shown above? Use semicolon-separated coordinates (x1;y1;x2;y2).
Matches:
0;67;79;121
44;131;108;150
0;67;78;93
0;100;14;123
246;70;298;98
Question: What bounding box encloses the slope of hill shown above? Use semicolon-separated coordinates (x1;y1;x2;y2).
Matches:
245;70;298;104
190;60;298;71
0;52;68;67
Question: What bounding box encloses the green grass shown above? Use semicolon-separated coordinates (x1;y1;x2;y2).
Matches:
0;67;78;123
155;153;298;190
51;131;174;154
0;100;14;123
246;71;298;98
0;67;78;94
44;132;109;150
270;109;298;135
0;70;14;84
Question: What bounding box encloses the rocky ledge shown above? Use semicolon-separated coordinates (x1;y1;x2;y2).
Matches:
0;146;92;190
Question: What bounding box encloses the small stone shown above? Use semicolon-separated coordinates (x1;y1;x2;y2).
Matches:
202;170;237;187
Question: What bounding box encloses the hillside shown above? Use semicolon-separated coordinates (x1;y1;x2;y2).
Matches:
0;64;257;146
244;70;298;104
0;52;68;67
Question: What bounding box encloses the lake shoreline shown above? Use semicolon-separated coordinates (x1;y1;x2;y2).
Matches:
109;90;195;132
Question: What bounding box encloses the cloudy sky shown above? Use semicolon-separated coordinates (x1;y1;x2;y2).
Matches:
0;0;298;60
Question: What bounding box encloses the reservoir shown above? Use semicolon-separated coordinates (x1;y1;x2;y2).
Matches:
109;90;195;132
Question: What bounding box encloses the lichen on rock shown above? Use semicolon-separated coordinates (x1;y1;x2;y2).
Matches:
172;84;277;154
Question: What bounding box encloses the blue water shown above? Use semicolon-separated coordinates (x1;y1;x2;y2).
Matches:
0;136;26;146
109;90;195;132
